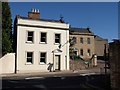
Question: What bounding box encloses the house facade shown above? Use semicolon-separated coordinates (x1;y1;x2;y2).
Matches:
94;35;108;59
69;28;95;60
14;9;69;73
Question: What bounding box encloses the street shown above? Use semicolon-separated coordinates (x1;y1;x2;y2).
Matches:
1;73;111;90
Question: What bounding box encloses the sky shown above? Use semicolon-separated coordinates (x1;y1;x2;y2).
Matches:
9;2;118;42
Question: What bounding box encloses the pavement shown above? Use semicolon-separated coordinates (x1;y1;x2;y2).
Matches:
1;67;110;79
1;60;110;79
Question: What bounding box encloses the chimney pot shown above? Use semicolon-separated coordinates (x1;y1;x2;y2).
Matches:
28;9;40;19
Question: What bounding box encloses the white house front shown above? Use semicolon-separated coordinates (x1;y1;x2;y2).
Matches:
14;9;69;73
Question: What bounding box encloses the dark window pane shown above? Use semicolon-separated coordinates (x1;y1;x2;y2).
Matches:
27;52;33;63
28;32;33;36
40;53;46;63
28;37;33;41
80;49;83;56
73;37;76;43
80;38;83;44
41;33;46;43
27;31;33;42
55;34;60;43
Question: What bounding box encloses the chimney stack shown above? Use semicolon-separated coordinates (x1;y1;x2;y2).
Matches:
28;8;40;19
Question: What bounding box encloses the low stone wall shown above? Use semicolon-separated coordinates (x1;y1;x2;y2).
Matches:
69;60;86;70
69;59;105;71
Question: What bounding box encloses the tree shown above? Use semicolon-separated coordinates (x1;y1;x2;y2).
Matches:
2;2;13;55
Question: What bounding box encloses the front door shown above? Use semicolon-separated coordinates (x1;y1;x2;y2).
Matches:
55;55;60;70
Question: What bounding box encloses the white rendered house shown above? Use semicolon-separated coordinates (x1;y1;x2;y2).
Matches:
13;9;69;73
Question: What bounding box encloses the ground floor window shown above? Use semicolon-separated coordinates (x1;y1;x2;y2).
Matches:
87;49;91;56
80;49;83;56
26;52;33;64
40;52;46;64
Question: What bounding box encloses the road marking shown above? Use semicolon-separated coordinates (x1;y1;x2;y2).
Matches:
61;77;65;80
53;76;62;78
25;77;45;80
9;80;19;83
80;73;96;76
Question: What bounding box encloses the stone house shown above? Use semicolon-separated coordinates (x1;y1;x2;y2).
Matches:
69;27;95;60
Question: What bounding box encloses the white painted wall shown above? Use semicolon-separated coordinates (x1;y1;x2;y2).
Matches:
0;53;15;74
16;18;69;73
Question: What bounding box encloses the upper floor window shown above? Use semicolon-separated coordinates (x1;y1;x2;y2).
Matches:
40;52;46;64
80;37;83;44
27;31;34;43
40;32;47;43
73;37;76;44
87;38;91;44
26;52;33;64
55;34;61;44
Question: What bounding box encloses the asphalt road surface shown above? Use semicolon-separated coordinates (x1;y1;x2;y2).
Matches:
2;74;111;90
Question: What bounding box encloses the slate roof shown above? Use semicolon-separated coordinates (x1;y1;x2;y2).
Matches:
94;35;108;41
70;27;93;34
16;15;65;23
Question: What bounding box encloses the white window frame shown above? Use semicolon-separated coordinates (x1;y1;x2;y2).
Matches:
80;37;83;44
87;38;91;44
40;32;47;44
40;52;47;64
54;33;61;44
87;49;91;56
26;52;33;65
26;31;34;43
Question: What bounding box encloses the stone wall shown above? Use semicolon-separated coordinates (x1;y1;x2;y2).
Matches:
69;60;86;70
109;40;120;89
69;59;105;72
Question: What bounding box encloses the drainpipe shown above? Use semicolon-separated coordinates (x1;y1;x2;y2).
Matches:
66;29;67;70
53;51;54;71
15;53;17;74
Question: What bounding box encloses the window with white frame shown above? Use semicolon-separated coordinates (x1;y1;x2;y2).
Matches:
80;37;83;44
40;52;46;64
26;52;33;64
55;34;61;44
87;38;91;44
40;32;47;43
87;49;91;56
27;31;34;43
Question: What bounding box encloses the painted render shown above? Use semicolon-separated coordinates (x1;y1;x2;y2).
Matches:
15;17;70;73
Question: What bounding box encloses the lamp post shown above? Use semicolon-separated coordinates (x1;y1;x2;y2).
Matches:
58;37;76;71
104;44;107;74
72;48;76;71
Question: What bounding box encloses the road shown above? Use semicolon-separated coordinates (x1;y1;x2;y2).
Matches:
1;73;111;90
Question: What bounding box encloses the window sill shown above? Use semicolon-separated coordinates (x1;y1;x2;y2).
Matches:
39;62;46;65
25;63;33;65
26;41;34;44
39;42;47;44
54;43;60;45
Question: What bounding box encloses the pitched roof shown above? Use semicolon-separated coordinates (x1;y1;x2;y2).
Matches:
16;15;65;24
94;35;108;41
70;27;93;33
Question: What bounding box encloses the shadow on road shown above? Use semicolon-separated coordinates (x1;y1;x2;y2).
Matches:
2;74;111;90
